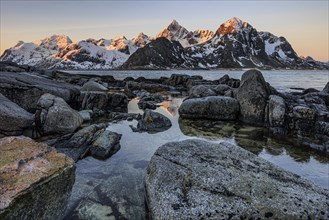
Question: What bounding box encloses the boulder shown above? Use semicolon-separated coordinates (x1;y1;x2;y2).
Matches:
0;136;75;220
0;72;80;112
218;74;240;88
132;110;172;133
80;92;128;114
90;130;122;160
35;93;83;135
145;139;329;219
236;69;271;126
179;96;239;120
0;94;34;137
81;81;108;91
46;123;107;161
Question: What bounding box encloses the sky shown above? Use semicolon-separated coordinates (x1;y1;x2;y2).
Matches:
0;0;328;61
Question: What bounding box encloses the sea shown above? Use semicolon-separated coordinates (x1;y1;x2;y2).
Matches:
64;69;329;219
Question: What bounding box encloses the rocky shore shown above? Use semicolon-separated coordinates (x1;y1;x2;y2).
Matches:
0;61;328;219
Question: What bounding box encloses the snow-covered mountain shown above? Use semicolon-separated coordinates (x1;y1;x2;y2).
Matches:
1;18;327;69
156;19;214;47
126;17;327;69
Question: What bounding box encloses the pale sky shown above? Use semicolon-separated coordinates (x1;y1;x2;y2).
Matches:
0;0;328;61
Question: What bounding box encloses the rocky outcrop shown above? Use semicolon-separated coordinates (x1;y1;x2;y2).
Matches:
46;123;121;161
236;69;272;126
0;94;34;137
35;93;83;135
145;139;329;219
131;110;172;133
80;92;128;115
0;72;80;112
90;130;122;160
179;96;239;120
267;95;287;135
0;136;75;220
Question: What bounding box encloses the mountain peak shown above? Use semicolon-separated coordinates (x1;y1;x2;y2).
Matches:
157;19;189;41
34;34;72;50
216;17;251;35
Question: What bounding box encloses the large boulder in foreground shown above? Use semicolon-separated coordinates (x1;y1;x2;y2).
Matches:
0;136;75;220
179;96;239;120
0;94;34;137
35;93;83;135
145;139;329;219
236;69;271;126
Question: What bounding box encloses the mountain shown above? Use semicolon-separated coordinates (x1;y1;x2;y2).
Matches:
121;37;188;69
126;17;328;69
1;18;327;70
156;19;214;47
0;35;72;66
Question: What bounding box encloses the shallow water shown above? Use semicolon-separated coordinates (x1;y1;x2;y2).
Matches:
67;69;329;91
65;97;329;219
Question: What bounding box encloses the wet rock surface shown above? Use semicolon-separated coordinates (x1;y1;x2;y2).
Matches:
0;94;34;137
0;136;75;220
145;139;329;219
90;130;122;160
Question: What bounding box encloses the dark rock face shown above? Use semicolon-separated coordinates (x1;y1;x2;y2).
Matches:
0;72;80;112
125;81;172;94
35;93;83;135
0;94;34;137
131;110;172;133
80;92;128;114
122;37;187;68
145;139;329;219
179;96;239;120
0;136;75;220
236;69;271;126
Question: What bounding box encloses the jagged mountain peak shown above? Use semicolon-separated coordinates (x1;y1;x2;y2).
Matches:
216;17;252;35
157;19;189;41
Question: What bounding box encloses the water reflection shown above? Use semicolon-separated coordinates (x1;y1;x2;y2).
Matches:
65;98;329;219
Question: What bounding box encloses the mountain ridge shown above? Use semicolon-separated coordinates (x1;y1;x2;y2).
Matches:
1;18;327;70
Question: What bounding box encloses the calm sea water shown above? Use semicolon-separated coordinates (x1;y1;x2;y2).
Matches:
64;70;329;219
67;69;329;91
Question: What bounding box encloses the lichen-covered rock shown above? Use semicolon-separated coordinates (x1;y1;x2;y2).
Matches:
0;136;75;220
236;69;271;126
0;94;34;137
179;96;239;120
322;82;329;94
35;93;83;135
145;139;329;219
